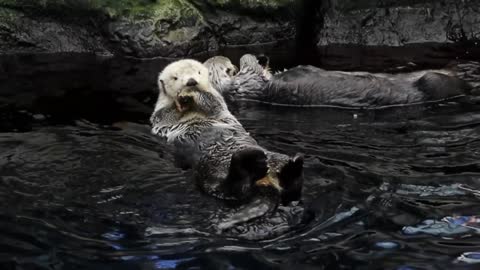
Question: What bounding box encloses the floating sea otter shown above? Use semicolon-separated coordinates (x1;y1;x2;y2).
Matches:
205;54;473;108
149;59;304;231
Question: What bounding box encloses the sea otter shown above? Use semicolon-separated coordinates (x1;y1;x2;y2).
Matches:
149;59;304;230
204;54;473;108
204;56;238;93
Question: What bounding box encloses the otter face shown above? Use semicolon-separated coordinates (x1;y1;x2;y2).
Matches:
158;59;210;100
204;56;238;92
239;54;272;79
239;54;259;70
204;56;238;77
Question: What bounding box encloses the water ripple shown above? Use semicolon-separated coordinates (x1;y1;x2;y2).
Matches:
2;65;480;269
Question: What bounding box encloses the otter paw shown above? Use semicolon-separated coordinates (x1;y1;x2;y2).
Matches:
176;91;197;112
257;54;270;68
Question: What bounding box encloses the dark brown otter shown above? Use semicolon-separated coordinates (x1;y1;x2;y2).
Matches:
205;54;473;108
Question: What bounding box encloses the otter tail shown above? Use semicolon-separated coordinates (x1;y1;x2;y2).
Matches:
414;72;474;100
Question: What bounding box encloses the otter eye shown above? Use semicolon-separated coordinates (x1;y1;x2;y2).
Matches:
172;76;178;81
226;68;231;74
198;71;201;75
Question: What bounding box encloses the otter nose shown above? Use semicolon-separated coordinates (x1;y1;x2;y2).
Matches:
186;78;198;86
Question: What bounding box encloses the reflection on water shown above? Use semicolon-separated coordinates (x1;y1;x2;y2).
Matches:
1;55;480;269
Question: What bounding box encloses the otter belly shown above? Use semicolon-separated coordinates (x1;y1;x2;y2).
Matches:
191;138;305;234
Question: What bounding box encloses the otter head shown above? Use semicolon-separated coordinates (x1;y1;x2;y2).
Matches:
155;59;210;112
239;54;272;80
204;56;238;92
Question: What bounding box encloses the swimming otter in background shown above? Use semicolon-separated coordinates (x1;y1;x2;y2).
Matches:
150;59;304;230
203;56;238;98
204;54;474;108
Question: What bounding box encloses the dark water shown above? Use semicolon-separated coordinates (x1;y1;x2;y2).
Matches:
1;53;480;270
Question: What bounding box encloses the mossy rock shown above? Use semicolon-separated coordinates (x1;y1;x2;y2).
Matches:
0;0;203;21
0;0;294;19
0;0;297;57
209;0;295;9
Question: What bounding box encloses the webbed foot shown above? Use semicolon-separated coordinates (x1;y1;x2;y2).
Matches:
224;148;268;200
279;153;304;206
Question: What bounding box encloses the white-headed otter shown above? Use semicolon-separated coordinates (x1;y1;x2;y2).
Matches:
204;54;474;108
150;59;304;229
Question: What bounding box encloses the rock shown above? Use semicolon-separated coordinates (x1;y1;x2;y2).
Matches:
315;0;480;70
0;7;109;55
318;0;480;46
0;0;296;58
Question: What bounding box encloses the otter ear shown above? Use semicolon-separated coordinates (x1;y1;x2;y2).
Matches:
158;79;167;95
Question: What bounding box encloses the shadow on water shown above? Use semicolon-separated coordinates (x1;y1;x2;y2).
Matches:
1;51;480;269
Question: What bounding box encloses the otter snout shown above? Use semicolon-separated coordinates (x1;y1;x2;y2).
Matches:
186;78;198;87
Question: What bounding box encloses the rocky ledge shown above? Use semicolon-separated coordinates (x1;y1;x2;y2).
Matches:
315;0;480;69
1;0;479;63
0;0;296;58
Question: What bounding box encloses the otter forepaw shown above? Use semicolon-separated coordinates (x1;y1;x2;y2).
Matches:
257;54;270;69
176;91;198;112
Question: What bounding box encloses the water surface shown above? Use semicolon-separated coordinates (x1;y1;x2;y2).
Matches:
1;54;480;270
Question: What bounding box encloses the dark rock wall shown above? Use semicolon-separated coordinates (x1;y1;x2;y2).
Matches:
0;0;296;58
315;0;480;70
319;0;480;46
0;0;478;63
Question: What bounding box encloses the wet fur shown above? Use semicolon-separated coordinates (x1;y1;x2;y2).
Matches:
150;59;304;229
206;54;473;108
266;66;472;107
204;56;238;94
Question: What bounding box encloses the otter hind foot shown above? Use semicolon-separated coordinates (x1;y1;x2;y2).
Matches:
225;148;268;200
279;153;304;206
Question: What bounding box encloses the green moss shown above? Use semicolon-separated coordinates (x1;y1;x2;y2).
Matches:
0;6;17;26
0;0;294;23
186;0;295;19
210;0;295;9
0;0;203;21
89;0;201;20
